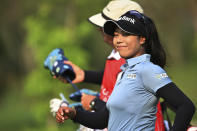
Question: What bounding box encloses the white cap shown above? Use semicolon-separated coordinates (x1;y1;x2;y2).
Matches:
88;0;143;27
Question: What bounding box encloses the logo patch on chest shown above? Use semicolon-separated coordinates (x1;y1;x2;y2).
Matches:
126;74;136;79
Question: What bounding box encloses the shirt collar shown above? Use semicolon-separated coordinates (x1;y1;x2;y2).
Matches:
120;54;151;71
107;49;121;60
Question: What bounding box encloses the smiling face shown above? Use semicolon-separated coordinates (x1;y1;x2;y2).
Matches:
113;28;146;59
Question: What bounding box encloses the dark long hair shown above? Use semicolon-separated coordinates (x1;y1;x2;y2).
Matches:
143;16;166;68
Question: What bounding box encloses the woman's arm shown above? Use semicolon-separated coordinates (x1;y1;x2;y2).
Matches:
156;82;195;131
89;97;106;111
73;104;109;129
56;105;109;129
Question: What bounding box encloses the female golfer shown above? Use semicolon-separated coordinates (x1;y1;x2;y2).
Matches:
56;10;195;131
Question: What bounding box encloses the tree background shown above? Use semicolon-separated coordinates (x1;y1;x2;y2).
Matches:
0;0;196;130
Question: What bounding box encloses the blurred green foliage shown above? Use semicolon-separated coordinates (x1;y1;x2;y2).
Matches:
0;0;197;130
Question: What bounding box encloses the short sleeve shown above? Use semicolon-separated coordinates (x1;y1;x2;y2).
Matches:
141;63;172;94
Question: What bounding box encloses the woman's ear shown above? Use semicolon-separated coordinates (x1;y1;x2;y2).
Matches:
139;37;146;45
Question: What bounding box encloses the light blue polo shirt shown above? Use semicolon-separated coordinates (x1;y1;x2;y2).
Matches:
106;54;172;131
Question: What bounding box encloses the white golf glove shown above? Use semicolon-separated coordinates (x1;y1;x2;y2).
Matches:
49;93;69;117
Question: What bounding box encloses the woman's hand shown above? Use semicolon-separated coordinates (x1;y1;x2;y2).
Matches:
56;106;76;123
58;61;85;84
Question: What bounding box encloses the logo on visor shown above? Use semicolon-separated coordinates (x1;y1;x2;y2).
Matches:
118;16;135;24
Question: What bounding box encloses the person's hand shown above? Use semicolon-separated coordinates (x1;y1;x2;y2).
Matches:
81;93;96;111
49;97;69;117
50;98;63;117
58;61;85;84
56;107;76;123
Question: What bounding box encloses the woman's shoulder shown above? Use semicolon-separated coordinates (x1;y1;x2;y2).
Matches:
139;61;165;74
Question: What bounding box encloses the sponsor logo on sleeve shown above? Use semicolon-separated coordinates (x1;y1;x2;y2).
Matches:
155;73;168;80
